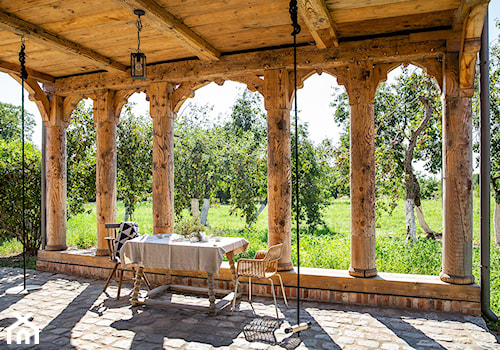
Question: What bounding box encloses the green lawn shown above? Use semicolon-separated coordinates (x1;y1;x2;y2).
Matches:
2;195;500;319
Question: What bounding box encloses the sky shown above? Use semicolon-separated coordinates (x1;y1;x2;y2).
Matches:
0;2;499;149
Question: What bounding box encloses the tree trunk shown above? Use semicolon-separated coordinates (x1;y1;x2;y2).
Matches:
403;97;437;243
200;198;210;225
248;197;268;228
495;201;500;245
405;198;417;243
416;204;439;238
191;198;200;217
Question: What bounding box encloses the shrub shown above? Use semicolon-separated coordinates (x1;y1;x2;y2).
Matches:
0;140;41;255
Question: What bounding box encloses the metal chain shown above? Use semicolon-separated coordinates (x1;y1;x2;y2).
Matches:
289;0;301;36
19;35;28;80
136;14;143;52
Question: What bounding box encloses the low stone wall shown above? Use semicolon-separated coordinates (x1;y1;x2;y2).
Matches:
37;249;481;315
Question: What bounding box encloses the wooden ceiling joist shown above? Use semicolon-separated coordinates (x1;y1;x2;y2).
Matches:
112;0;221;61
298;0;338;49
0;9;127;72
0;59;55;84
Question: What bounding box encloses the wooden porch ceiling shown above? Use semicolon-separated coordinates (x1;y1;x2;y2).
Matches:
0;0;489;85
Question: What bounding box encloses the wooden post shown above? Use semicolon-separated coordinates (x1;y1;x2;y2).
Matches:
94;90;118;256
149;82;175;234
335;63;388;278
44;95;68;251
440;53;474;284
264;69;293;271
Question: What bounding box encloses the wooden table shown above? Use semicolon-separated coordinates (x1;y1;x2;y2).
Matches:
121;234;248;315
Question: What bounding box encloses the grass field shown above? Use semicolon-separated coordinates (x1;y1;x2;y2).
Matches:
1;195;499;322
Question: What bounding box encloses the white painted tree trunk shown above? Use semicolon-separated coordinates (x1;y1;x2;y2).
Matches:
495;201;500;245
191;198;200;217
200;198;210;225
405;199;417;244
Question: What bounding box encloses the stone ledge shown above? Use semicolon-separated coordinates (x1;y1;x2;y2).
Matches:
37;249;481;315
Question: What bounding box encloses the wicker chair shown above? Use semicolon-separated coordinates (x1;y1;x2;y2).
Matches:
232;243;288;318
103;222;151;300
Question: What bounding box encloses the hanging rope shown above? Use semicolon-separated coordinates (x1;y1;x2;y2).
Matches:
19;35;27;291
289;0;301;328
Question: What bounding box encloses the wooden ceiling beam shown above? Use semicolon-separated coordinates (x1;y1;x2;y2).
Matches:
112;0;220;61
0;10;127;72
0;59;55;84
298;0;338;48
49;32;449;96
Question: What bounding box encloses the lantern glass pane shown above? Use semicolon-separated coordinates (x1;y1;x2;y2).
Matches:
131;52;147;80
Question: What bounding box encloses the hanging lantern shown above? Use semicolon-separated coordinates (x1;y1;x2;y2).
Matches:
131;9;146;80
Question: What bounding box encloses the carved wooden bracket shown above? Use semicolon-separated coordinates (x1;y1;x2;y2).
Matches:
331;62;397;104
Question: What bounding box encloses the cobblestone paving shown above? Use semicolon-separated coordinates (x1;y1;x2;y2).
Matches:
0;267;499;349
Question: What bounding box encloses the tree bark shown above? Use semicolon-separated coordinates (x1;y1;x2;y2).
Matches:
191;198;200;217
403;96;438;243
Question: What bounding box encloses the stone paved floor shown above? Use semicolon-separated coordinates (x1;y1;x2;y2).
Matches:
0;267;499;350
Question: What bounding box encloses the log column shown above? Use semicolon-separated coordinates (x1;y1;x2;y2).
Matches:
94;90;118;256
336;63;386;278
264;69;292;271
149;82;175;234
440;53;474;284
45;95;68;251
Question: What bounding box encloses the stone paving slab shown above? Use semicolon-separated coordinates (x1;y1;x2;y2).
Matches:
0;267;498;349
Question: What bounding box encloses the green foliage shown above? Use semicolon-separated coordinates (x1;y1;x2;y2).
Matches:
66;101;96;216
174;103;224;215
176;216;206;236
292;124;331;230
222;91;267;224
116;105;153;220
0;102;36;141
0;139;41;255
417;174;440;200
484;23;500;204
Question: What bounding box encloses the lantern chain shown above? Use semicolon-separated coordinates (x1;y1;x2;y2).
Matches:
136;13;143;52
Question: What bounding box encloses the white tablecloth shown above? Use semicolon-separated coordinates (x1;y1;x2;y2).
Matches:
120;235;248;275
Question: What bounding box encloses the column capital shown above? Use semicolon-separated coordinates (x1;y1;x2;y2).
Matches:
332;62;392;105
92;89;120;124
264;69;292;111
149;81;176;120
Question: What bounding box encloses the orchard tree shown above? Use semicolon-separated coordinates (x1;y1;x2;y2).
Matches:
66;101;96;216
116;105;153;220
221;90;267;225
332;67;442;242
479;22;500;244
0;102;36;141
174;103;223;222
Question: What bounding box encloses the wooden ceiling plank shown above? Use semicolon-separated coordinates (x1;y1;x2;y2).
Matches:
0;9;127;72
298;0;338;48
112;0;220;61
0;59;55;83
